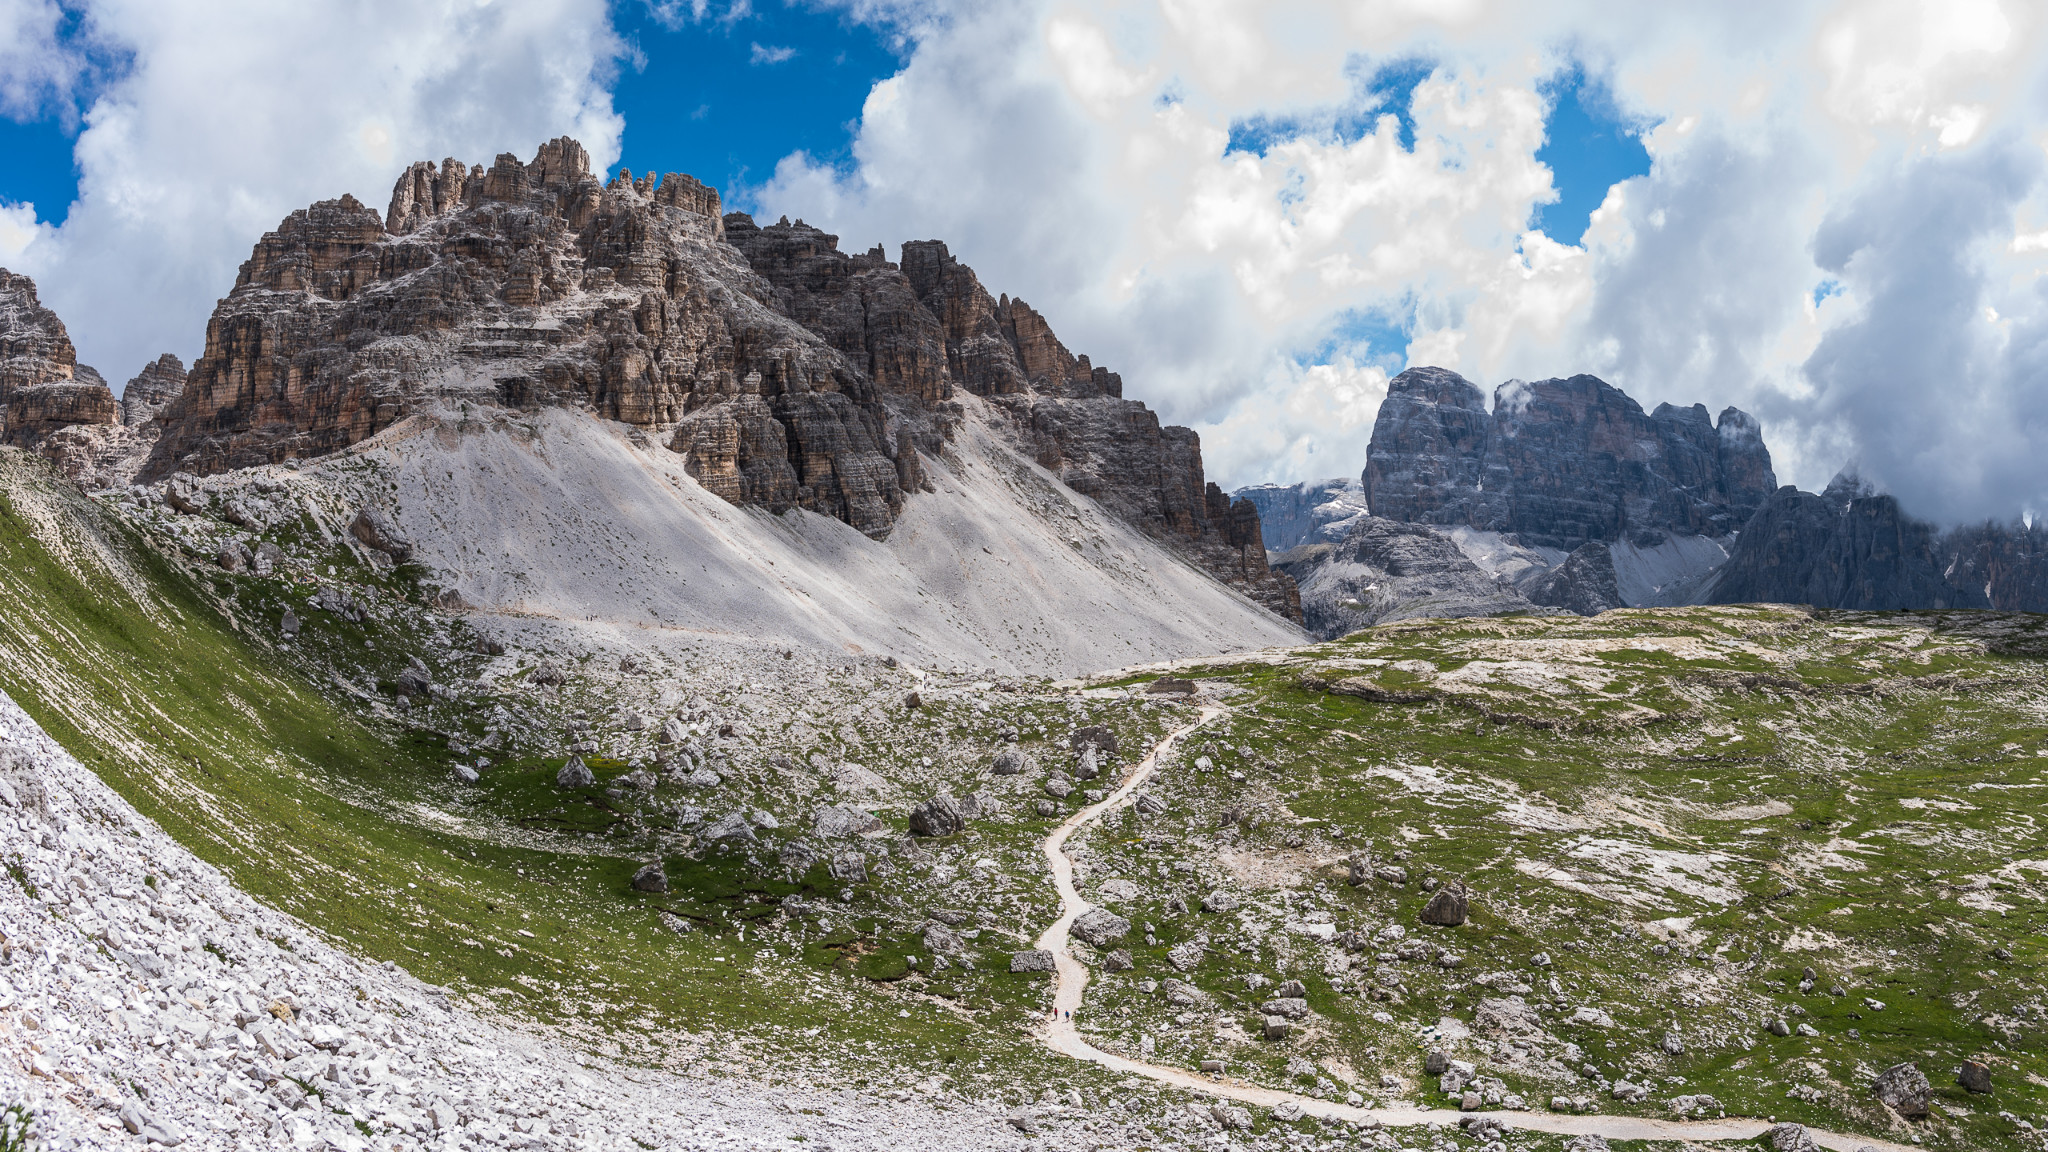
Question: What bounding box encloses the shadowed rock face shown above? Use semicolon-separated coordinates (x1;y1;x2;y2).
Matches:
138;138;1298;617
1274;515;1533;639
1708;478;1990;610
1364;367;1776;551
1524;541;1624;616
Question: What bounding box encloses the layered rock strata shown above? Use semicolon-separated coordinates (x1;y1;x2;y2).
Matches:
141;138;1297;619
1364;367;1776;550
0;268;176;487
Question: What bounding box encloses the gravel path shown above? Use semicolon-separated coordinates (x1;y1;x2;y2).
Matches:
1032;696;1914;1152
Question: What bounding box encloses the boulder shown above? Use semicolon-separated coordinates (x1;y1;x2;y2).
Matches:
991;746;1029;775
1200;890;1238;914
658;717;685;744
907;793;969;837
1166;940;1205;971
1102;949;1133;972
1133;792;1166;815
1010;950;1055;973
631;862;667;893
1160;978;1205;1006
1766;1123;1819;1152
778;841;819;872
1069;725;1119;755
556;756;595;788
1043;773;1074;800
530;662;566;687
1957;1059;1992;1094
1419;879;1468;926
1260;997;1309;1020
813;805;884;839
397;657;433;697
349;506;414;562
828;852;867;883
1872;1061;1930;1118
1070;908;1131;947
1262;1016;1291;1041
280;608;300;637
922;921;966;956
1275;979;1306;998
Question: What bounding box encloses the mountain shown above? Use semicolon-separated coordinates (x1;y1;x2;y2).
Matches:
1233;478;1370;551
1363;366;1775;550
141;138;1298;629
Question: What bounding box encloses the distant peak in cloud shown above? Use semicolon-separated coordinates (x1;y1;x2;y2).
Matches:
750;42;797;65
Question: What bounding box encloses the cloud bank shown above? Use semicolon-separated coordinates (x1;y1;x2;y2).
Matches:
759;0;2048;523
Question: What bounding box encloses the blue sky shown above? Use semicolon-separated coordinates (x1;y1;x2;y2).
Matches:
608;2;903;197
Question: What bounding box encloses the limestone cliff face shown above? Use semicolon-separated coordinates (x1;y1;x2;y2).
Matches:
140;138;1298;619
1272;515;1533;639
1234;479;1371;552
121;354;188;428
144;139;914;537
722;217;1300;621
1363;366;1776;550
0;269;119;448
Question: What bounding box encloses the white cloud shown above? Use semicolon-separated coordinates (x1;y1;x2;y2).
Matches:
0;201;51;264
750;42;797;65
0;0;93;119
13;0;624;385
757;0;2048;511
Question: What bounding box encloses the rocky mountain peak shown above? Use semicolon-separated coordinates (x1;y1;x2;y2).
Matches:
1364;364;1777;551
121;353;188;428
131;138;1297;619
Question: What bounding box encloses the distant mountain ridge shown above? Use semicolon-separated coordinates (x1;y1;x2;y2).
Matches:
1241;364;2048;633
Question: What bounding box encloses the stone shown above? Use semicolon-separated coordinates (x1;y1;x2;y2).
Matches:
1034;799;1058;817
1525;540;1625;616
1957;1059;1992;1094
397;657;433;696
1043;773;1074;800
1872;1061;1931;1118
1161;978;1205;1006
1263;1016;1291;1041
1102;949;1133;971
1765;1017;1791;1037
1068;725;1120;755
349;506;414;562
1562;1137;1610;1152
702;810;756;842
1767;1122;1820;1152
1346;856;1369;886
991;745;1028;775
1660;1029;1684;1054
1609;1080;1649;1103
1260;997;1309;1020
631;862;667;893
1270;1100;1305;1123
1071;908;1131;946
556;756;595;788
922;921;965;956
1275;979;1306;998
280;608;300;636
451;764;479;784
778;841;819;871
1010;949;1055;973
903;690;923;708
1198;1059;1224;1074
907;793;969;837
531;662;567;687
1145;677;1196;695
1424;1050;1449;1075
828;851;867;883
658;717;685;744
1419;879;1468;926
1199;890;1237;914
812;805;884;838
1166;940;1205;971
1005;1110;1038;1135
1133;791;1166;815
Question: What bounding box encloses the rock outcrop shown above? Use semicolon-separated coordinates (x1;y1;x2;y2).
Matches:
120;353;188;428
1234;478;1371;551
139;138;1297;618
1273;515;1536;639
1363;367;1776;550
723;216;1299;619
0;269;169;487
1524;541;1624;616
1;269;116;446
1707;475;1990;610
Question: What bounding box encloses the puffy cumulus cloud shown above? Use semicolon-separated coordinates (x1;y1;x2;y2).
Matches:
0;0;95;119
761;0;2048;515
10;0;623;383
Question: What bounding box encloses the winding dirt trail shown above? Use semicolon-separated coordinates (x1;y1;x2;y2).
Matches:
1030;701;1910;1152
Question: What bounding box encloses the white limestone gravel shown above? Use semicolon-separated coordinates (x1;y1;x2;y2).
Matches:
0;690;1119;1152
